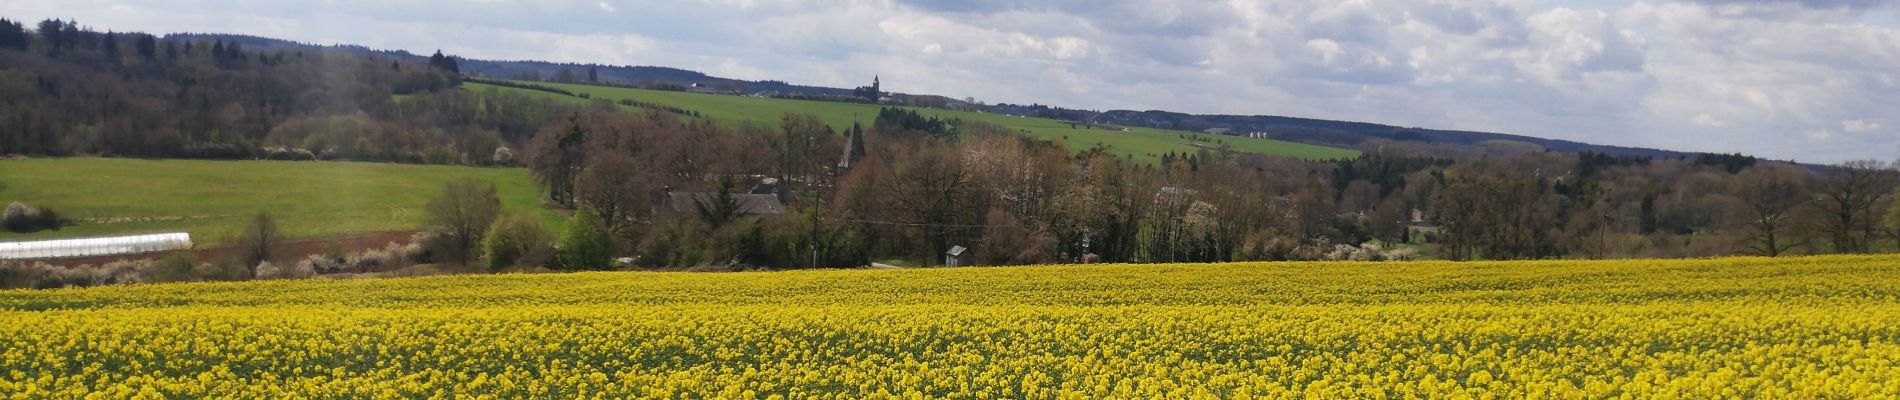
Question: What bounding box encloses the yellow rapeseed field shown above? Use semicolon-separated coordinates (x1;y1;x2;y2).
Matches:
4;255;1900;398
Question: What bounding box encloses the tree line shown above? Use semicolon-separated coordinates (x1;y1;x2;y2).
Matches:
518;106;1900;268
0;19;588;165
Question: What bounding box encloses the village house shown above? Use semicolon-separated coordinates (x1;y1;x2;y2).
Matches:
653;187;787;220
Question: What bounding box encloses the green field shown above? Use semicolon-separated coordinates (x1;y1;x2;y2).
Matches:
0;158;560;243
464;81;1360;163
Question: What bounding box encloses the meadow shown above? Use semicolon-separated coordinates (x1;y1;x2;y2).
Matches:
464;81;1361;164
3;255;1897;398
0;158;560;243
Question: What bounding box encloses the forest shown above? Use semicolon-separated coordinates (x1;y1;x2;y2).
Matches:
0;18;586;164
519;108;1899;267
4;18;1899;268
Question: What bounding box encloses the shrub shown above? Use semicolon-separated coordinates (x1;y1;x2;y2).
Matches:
3;202;66;233
403;231;439;264
492;146;516;166
7;242;438;289
255;261;314;280
261;146;318;161
296;253;348;275
424;179;502;265
294;242;422;277
389;236;428;264
483;213;553;271
0;261;52;289
1321;241;1419;262
422;146;462;165
346;247;400;273
151;252;201;283
0;260;149;289
94;260;148;284
636;220;696;268
192;259;251;282
1384;247;1420;261
236;212;280;275
557;208;614;270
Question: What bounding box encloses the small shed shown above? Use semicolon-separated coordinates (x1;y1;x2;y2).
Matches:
945;245;967;267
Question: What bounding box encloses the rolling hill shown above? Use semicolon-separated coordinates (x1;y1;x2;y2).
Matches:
169;33;859;98
173;32;1701;161
463;81;1359;163
1089;110;1697;159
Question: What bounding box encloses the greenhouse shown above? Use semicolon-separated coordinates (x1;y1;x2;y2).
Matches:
0;233;193;260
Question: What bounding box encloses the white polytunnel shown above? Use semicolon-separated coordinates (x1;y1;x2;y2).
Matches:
0;233;193;260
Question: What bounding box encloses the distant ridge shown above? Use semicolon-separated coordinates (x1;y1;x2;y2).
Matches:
169;33;1710;160
166;33;855;97
1089;110;1695;159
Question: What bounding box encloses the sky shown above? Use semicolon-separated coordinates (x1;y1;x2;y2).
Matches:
5;0;1898;163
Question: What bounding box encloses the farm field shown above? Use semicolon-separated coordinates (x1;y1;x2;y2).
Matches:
463;81;1361;164
0;158;560;243
4;255;1899;398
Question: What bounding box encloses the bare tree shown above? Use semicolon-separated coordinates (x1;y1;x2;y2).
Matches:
777;113;830;192
1369;196;1410;244
236;212;279;276
1811;160;1898;253
1434;167;1561;260
889;146;974;265
426;179;503;265
1337;179;1380;213
1886;184;1900;245
1733;165;1812;257
575;152;653;238
526;114;588;206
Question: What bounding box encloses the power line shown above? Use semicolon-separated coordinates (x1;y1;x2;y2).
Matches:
820;217;1043;229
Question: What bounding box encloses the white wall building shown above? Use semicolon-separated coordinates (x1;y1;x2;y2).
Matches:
0;233;192;260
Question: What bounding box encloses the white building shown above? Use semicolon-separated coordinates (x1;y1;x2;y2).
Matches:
0;233;193;260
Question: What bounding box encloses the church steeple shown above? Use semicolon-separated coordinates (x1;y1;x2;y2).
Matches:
838;122;867;171
855;75;883;102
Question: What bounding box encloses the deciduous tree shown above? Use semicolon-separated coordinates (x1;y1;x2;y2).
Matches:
426;179;502;265
236;212;280;276
1811;160;1898;253
1734;165;1812;257
557;208;614;270
483;213;553;271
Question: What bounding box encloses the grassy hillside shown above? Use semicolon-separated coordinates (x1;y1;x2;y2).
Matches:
4;255;1899;397
0;158;560;243
463;81;1360;163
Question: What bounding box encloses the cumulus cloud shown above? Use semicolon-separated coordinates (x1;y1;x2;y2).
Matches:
1693;114;1726;127
4;0;1897;162
1622;0;1900;160
1844;119;1881;133
1687;0;1896;10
